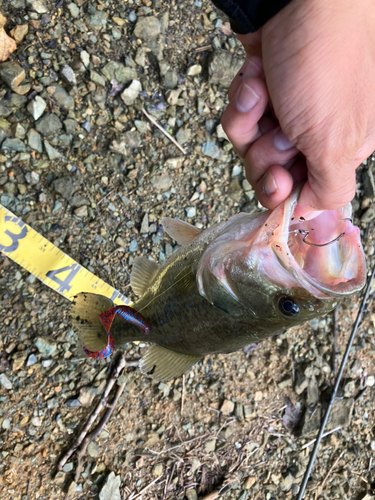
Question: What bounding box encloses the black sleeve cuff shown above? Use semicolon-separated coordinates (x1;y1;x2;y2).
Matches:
212;0;292;34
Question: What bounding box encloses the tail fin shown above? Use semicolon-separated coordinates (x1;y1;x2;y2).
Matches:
70;293;114;353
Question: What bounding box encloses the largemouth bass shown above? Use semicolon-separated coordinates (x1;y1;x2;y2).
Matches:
71;189;366;381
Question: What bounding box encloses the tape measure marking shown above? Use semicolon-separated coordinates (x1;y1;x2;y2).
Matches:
0;204;130;306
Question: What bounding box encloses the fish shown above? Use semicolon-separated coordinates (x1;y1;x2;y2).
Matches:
70;189;366;381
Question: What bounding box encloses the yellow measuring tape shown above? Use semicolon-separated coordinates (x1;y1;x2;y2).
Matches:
0;204;130;306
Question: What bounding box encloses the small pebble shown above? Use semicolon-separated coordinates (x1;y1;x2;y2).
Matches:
129;240;138;252
204;439;216;452
221;399;235;415
27;354;38;366
63;462;74;473
186;207;196;218
0;373;12;390
87;441;101;458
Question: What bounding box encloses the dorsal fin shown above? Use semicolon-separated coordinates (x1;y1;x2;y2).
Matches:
161;217;202;246
131;256;160;296
139;344;201;381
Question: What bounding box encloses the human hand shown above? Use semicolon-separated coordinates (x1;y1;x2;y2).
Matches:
221;0;375;214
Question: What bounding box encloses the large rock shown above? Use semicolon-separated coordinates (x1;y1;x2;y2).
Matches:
28;129;43;153
27;95;47;120
133;16;161;41
0;62;25;88
0;62;30;94
36;114;62;137
208;49;243;88
123;130;141;148
99;472;121;500
0;94;27;117
2;138;26;152
52;176;78;200
102;61;137;84
34;337;57;357
26;0;48;14
121;80;142;105
48;84;74;111
301;398;354;436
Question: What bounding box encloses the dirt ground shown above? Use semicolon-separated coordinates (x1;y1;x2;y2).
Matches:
0;1;375;499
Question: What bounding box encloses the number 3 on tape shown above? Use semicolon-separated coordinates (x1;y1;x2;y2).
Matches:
0;215;28;253
46;263;81;294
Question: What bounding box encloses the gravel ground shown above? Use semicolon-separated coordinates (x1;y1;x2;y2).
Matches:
0;1;375;499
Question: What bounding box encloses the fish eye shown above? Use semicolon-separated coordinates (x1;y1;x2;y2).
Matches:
278;296;300;317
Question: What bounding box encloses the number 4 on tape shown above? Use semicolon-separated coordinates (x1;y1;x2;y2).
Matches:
0;204;130;306
46;263;81;294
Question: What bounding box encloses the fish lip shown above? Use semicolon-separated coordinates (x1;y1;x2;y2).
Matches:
272;189;366;298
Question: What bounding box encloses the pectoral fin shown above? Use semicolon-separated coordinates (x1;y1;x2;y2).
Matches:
161;217;202;246
139;344;201;381
131;256;160;296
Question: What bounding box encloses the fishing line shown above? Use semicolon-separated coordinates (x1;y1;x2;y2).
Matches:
296;263;375;500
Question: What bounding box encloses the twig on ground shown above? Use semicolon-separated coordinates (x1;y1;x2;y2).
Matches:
164;461;177;496
36;31;46;48
181;373;185;415
146;434;209;456
141;108;187;155
349;470;368;483
57;354;129;473
194;45;213;53
301;427;341;450
315;450;344;499
98;188;116;205
74;380;126;481
128;476;165;500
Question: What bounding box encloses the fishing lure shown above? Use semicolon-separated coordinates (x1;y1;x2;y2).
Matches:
82;305;151;359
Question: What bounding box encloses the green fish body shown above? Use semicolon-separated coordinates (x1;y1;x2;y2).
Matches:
71;190;366;380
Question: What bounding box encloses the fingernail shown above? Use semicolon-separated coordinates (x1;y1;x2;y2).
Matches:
236;83;260;113
262;172;277;196
274;128;295;151
239;59;261;79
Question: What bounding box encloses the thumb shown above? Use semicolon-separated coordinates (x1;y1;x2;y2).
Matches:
237;32;263;58
295;164;357;216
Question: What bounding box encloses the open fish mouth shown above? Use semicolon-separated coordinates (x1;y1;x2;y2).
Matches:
274;192;366;298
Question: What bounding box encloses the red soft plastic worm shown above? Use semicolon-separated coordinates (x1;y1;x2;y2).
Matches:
83;306;151;359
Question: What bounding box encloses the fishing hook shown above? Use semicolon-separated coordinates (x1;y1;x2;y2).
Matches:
299;229;345;247
298;218;352;247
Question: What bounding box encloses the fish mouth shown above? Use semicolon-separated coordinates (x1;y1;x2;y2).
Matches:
272;190;366;297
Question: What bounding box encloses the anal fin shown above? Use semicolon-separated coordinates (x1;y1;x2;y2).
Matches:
139;345;201;381
131;256;160;297
161;217;202;246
